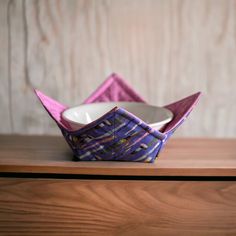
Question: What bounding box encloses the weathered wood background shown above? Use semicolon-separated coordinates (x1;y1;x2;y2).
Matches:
0;0;235;137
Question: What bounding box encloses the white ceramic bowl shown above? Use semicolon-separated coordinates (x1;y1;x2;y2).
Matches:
62;102;173;131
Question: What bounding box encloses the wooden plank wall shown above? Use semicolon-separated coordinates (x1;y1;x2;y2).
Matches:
0;0;235;137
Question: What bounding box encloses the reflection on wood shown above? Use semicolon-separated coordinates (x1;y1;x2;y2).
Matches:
0;135;236;176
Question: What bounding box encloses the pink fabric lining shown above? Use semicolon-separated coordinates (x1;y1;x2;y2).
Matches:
163;92;201;133
34;89;71;130
84;73;146;103
34;74;201;136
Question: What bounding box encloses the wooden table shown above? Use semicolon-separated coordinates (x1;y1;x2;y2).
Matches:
0;135;236;235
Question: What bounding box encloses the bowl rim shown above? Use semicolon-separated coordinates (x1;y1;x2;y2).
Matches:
62;102;173;128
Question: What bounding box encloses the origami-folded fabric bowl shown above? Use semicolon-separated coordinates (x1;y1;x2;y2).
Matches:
62;102;173;131
34;73;201;163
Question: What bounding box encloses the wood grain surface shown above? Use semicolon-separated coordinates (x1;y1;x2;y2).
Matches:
0;135;236;176
0;178;235;235
0;0;235;137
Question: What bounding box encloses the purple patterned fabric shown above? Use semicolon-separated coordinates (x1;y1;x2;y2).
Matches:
61;108;165;162
34;73;201;162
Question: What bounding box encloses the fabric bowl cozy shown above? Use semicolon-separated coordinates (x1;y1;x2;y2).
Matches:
34;73;201;163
